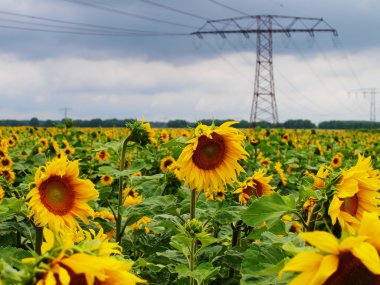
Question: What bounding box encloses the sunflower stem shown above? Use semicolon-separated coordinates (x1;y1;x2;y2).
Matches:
35;226;43;255
190;189;197;220
116;135;131;243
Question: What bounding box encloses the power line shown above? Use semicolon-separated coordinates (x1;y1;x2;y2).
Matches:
208;0;249;16
0;10;159;34
64;0;199;29
140;0;209;21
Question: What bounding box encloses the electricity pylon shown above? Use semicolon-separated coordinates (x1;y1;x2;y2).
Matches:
349;88;378;122
59;107;72;120
192;15;338;125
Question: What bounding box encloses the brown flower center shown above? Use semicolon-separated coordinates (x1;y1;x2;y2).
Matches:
39;176;74;215
192;133;226;170
99;150;106;159
164;159;174;168
324;251;380;285
243;180;263;198
340;195;358;216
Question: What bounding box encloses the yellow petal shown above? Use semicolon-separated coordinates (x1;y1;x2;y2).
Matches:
328;195;343;225
57;266;70;285
336;178;359;198
279;252;323;280
299;232;339;254
351;242;380;275
309;255;339;285
288;271;317;285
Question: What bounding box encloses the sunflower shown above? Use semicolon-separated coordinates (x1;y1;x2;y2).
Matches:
311;165;330;190
279;211;380;285
100;175;114;186
177;121;248;192
331;154;343;169
160;129;170;143
26;155;99;230
328;154;380;233
274;162;287;186
160;156;175;172
123;187;142;207
0;155;13;169
36;253;146;285
233;169;275;205
0;168;15;183
96;150;110;162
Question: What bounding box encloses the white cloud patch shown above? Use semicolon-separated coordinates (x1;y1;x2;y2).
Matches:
0;48;379;124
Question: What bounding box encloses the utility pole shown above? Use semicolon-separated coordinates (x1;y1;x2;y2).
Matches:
192;15;338;125
59;107;72;120
349;88;378;122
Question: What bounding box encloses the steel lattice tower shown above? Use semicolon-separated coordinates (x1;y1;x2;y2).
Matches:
350;88;379;122
192;15;338;125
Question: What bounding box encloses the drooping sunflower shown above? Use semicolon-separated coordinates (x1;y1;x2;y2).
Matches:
279;211;380;285
233;169;275;205
328;154;380;233
177;121;248;192
160;156;175;172
26;155;99;230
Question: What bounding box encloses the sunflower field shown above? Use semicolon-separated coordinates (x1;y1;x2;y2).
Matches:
0;120;379;285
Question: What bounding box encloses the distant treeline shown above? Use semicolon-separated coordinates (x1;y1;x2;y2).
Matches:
0;117;378;130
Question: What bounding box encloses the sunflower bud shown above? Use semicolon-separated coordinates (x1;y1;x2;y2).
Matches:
185;219;203;237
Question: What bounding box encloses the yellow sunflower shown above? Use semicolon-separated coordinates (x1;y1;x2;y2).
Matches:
100;175;114;186
274;162;287;186
233;169;275;205
160;156;175;172
331;154;343;169
328;154;380;233
279;211;380;285
177;121;248;192
311;165;330;190
36;253;146;285
0;168;15;183
0;155;13;169
160;129;170;143
96;150;110;162
26;155;99;230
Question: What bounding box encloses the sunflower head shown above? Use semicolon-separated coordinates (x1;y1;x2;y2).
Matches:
331;154;343;169
126;117;155;146
234;169;275;205
160;156;175;172
100;175;114;186
177;121;248;192
95;150;110;162
280;212;380;285
26;155;99;230
328;154;380;233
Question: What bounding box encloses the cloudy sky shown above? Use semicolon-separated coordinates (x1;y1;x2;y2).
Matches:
0;0;379;124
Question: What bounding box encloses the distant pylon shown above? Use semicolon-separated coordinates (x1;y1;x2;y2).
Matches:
349;88;378;122
192;15;338;125
59;107;72;120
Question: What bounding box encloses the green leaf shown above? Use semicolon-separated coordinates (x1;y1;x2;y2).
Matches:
241;193;296;227
175;262;220;285
240;244;287;285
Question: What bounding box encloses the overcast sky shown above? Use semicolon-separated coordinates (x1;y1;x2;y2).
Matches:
0;0;379;124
